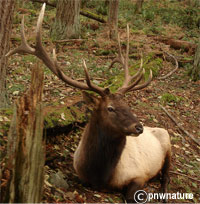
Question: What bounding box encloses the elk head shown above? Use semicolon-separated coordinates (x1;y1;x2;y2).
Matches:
6;3;152;137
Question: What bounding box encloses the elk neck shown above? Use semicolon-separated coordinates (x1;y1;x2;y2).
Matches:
80;108;126;189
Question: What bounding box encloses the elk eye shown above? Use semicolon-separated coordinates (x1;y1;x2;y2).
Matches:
107;106;115;112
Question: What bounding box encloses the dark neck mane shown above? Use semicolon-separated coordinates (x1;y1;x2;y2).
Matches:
81;111;126;189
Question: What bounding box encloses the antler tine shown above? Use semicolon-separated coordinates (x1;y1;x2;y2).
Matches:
6;3;107;95
33;3;59;76
111;24;143;90
109;33;124;69
35;2;45;48
128;57;143;82
117;68;144;94
83;60;105;96
114;24;153;94
131;69;153;91
124;24;130;85
6;16;35;57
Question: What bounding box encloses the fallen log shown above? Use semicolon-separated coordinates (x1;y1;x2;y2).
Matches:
151;36;196;54
30;0;106;23
80;10;106;23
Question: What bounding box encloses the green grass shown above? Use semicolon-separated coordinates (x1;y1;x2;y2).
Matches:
118;0;200;38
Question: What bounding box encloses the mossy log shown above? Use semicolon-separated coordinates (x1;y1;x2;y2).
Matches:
2;63;45;203
153;36;197;55
0;55;163;137
30;0;106;23
43;95;91;130
80;10;106;23
0;96;90;137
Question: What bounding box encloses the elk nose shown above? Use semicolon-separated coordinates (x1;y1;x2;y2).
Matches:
135;124;143;134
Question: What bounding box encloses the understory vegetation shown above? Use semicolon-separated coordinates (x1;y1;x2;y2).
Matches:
0;0;199;203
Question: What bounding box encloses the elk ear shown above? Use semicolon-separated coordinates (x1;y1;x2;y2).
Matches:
82;91;99;107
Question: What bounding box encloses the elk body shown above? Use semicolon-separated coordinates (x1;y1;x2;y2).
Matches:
7;4;171;203
73;92;171;200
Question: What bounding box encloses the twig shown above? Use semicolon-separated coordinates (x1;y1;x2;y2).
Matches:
54;39;84;43
98;55;116;59
158;51;179;80
77;77;105;82
169;171;200;183
160;105;200;146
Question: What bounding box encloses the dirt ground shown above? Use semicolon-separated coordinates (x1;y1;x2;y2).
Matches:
39;30;199;202
1;3;200;202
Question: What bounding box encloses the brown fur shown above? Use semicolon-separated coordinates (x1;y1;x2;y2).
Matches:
73;93;171;202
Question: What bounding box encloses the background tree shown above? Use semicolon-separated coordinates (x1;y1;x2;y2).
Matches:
189;37;200;81
51;0;81;40
135;0;144;14
0;0;15;108
108;0;119;40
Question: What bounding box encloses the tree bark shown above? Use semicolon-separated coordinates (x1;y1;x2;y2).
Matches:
51;0;81;40
190;38;200;81
3;63;45;203
0;0;15;108
135;0;144;14
108;0;119;40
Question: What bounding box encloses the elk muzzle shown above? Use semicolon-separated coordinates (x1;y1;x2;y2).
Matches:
125;123;143;136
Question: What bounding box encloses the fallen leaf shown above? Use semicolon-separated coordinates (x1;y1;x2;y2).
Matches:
94;194;101;198
13;91;19;95
61;113;66;121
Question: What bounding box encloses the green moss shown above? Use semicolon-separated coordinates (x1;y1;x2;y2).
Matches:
95;49;115;56
44;108;74;129
0;108;13;117
0;108;13;136
44;103;87;129
161;93;183;104
101;53;163;93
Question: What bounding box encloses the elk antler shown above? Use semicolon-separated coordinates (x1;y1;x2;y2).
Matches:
6;3;106;96
110;24;152;94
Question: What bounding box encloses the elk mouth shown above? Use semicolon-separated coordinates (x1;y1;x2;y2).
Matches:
124;123;143;137
128;132;141;137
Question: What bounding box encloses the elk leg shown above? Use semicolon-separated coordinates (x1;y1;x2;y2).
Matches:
124;179;145;203
160;151;171;203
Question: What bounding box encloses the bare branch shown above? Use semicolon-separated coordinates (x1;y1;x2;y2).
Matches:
160;105;200;146
169;171;200;183
158;52;179;80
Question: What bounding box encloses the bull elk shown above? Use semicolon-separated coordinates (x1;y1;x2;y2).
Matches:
6;4;171;203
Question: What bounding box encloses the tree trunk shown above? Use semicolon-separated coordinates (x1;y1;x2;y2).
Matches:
108;0;119;40
190;38;200;81
135;0;144;14
0;0;15;108
51;0;81;40
3;63;45;203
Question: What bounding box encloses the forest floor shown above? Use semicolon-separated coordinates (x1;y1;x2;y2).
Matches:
1;1;200;203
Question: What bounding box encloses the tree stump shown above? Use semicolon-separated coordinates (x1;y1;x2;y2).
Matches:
190;38;200;81
3;63;45;203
